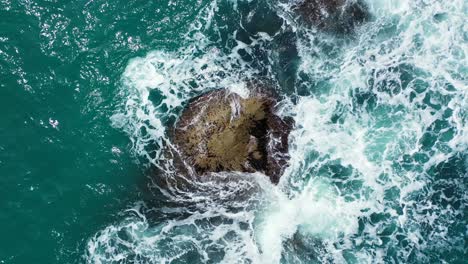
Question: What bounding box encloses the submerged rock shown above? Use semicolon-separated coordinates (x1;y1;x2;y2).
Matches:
173;89;293;184
292;0;369;33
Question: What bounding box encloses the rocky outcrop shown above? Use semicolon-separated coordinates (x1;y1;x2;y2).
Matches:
173;89;293;184
292;0;369;33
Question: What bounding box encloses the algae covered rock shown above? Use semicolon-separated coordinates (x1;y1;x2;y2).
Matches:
173;89;293;184
292;0;369;33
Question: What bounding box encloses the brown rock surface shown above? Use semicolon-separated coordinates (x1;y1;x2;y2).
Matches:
292;0;369;33
173;89;293;184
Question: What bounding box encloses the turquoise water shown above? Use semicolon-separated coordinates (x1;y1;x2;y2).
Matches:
1;0;466;263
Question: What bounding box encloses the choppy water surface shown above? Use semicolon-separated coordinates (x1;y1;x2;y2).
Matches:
1;0;466;263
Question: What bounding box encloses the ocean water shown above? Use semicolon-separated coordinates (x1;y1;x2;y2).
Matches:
0;0;466;263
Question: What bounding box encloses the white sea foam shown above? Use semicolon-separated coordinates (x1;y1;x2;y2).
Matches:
88;0;467;263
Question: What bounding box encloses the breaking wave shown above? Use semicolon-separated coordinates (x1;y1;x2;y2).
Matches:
86;0;467;263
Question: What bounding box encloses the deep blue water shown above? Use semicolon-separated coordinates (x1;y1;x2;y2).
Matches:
0;0;466;263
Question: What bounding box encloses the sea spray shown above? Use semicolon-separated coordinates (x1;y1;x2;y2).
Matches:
88;0;467;263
